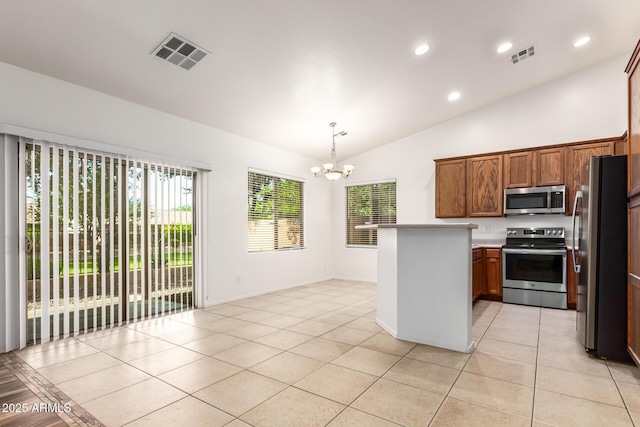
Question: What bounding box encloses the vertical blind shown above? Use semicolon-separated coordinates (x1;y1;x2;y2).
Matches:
247;170;304;252
346;180;397;246
21;138;196;344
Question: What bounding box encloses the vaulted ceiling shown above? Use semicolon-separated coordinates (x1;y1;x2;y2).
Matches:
1;0;639;160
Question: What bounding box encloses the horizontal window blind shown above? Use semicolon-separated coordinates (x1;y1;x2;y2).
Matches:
248;171;304;252
346;180;397;246
22;138;196;344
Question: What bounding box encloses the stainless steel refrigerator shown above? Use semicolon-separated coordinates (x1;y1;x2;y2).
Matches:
572;155;629;361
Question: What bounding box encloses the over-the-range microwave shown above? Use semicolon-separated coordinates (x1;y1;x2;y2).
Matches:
504;185;565;215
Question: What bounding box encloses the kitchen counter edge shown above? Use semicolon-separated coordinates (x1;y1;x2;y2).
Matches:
355;223;478;230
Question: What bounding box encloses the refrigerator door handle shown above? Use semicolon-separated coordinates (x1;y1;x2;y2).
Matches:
571;190;583;273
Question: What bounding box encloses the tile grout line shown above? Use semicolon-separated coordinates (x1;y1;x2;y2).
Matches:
215;291;385;426
605;358;637;426
530;307;542;427
1;351;105;426
226;308;403;425
427;300;503;426
13;282;637;426
61;292;383;425
534;310;637;423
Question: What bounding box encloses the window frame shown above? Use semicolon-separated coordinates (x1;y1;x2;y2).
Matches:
345;179;397;248
247;168;306;253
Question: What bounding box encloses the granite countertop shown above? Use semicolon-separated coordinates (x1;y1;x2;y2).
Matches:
356;223;478;230
472;239;504;248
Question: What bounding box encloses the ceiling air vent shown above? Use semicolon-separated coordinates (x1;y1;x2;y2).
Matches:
511;44;537;65
152;33;210;71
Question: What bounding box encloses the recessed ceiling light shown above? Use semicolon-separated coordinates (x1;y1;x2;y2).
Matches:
497;42;513;53
573;36;591;48
448;91;461;101
415;44;430;55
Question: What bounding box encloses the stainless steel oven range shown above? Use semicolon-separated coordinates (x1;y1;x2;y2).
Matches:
502;227;567;309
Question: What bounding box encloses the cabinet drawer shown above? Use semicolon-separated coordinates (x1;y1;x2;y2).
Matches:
485;248;501;258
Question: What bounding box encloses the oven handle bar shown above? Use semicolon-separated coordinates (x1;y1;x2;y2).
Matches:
571;190;582;273
502;248;567;256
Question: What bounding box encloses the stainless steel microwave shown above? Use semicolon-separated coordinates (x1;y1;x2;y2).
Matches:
503;185;566;215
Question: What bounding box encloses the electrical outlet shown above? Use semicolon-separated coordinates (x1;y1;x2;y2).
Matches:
484;225;491;233
236;275;242;284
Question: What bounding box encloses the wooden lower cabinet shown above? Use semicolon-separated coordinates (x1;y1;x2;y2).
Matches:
472;248;485;301
471;247;502;301
566;250;578;310
629;197;640;365
484;248;502;297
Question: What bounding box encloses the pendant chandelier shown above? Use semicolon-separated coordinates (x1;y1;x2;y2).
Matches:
311;122;354;180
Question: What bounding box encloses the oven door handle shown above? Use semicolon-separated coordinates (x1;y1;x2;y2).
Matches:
502;248;567;256
571;190;582;273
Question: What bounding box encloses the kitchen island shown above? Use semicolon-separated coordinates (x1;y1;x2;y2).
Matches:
357;223;478;353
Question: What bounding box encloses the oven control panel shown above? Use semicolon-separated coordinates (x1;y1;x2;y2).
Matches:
506;227;564;238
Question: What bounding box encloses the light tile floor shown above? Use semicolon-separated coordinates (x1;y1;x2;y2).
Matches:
8;279;640;426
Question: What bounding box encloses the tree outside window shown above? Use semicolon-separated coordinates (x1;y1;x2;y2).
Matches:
346;181;396;246
248;171;304;252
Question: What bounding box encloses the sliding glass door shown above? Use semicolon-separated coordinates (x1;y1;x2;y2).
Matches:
23;139;196;344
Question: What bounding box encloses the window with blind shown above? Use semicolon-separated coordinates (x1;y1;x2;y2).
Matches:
346;180;397;246
248;171;304;252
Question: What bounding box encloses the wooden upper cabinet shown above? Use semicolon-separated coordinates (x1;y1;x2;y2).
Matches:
566;141;615;214
466;155;503;217
629;43;640;197
503;152;532;188
534;147;565;187
504;147;566;189
435;135;624;219
435;159;466;218
615;133;628;156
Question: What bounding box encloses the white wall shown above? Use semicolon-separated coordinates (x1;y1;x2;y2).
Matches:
333;54;629;282
0;51;630;308
0;61;335;308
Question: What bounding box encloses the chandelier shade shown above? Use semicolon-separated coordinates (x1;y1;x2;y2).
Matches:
311;122;354;180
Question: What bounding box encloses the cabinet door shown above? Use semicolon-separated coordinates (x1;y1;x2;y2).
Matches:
484;248;502;296
629;197;640;366
566;142;614;214
627;40;640;368
504;152;532;188
466;155;503;217
534;147;565;187
566;250;577;310
435;159;466;218
472;249;485;300
615;133;628;156
630;46;640;196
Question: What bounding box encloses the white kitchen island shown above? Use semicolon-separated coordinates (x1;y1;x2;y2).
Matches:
357;223;478;353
